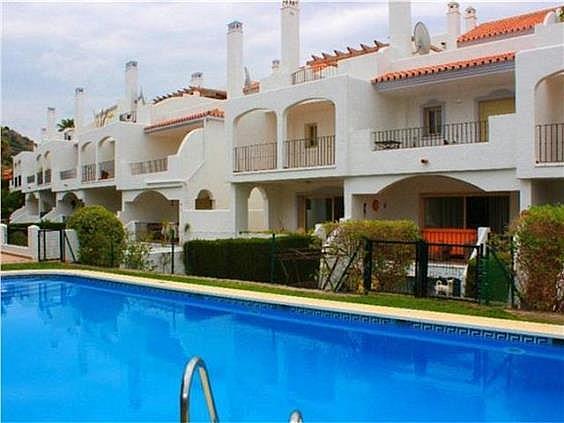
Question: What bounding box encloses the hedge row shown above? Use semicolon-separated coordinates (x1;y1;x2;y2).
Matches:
184;235;317;284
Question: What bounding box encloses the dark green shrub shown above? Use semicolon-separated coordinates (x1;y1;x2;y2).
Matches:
184;235;316;284
511;204;564;312
67;205;125;267
7;230;27;246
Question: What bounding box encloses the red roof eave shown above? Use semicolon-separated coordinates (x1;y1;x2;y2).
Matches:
457;7;561;45
372;51;515;84
144;108;224;132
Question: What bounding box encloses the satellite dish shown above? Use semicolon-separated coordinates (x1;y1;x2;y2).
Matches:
414;21;431;55
543;11;557;25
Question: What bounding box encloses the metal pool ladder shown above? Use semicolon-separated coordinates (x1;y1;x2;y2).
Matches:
180;356;304;423
180;357;219;423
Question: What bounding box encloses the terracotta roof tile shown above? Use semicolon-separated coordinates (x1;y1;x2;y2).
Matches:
458;7;561;44
372;51;515;84
144;109;224;132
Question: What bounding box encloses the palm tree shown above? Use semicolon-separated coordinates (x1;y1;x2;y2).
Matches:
57;118;74;132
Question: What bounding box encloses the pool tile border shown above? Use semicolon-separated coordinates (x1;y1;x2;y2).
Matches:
3;269;563;346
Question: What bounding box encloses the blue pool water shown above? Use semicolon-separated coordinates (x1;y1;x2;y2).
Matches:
2;275;563;422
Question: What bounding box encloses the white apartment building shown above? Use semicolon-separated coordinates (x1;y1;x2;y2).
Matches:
9;1;564;245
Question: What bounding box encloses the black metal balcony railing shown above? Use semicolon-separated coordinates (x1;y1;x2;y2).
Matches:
291;65;338;85
130;158;168;175
44;169;52;184
284;135;336;169
233;143;277;173
98;160;115;180
372;121;489;151
60;168;77;180
536;123;564;164
27;175;35;184
81;164;96;183
36;171;44;185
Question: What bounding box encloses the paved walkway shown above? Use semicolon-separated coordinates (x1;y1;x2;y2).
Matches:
1;250;33;264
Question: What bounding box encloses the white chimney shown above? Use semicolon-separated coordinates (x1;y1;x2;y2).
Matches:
227;21;244;98
465;6;477;32
447;2;461;50
388;0;412;58
272;59;280;73
46;107;56;140
125;60;138;111
190;72;204;87
281;0;300;74
74;88;85;131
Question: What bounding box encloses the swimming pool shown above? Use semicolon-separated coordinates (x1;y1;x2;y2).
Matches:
2;273;563;422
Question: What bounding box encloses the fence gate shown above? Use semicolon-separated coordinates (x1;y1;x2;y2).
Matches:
38;229;76;263
363;239;488;302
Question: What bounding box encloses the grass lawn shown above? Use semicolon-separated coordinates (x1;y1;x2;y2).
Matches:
2;261;563;325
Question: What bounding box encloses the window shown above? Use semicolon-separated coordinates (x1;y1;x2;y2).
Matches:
423;106;442;136
305;123;318;147
424;197;464;228
195;190;214;210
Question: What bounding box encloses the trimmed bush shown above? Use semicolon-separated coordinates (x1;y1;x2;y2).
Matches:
511;204;564;312
184;235;316;284
67;205;125;267
322;220;420;292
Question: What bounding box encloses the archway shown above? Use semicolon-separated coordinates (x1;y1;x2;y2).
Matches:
80;142;96;182
233;109;277;172
195;189;214;210
283;98;336;168
98;137;116;180
534;71;563;163
351;175;516;234
123;191;179;242
248;187;268;232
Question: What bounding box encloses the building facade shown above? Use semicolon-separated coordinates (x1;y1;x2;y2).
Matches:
9;1;564;244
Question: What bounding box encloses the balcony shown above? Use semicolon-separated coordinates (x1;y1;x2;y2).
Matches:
291;64;337;85
98;160;115;180
130;158;168;175
81;164;96;183
536;123;564;164
372;121;488;151
44;169;52;184
284;135;335;168
60;168;77;180
233;143;277;173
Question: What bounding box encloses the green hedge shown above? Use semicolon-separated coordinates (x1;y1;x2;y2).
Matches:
184;235;317;284
511;204;564;312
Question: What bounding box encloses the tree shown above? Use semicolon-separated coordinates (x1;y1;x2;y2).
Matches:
57;118;75;132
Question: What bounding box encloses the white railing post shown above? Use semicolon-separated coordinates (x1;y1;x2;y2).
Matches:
0;223;7;245
28;225;40;261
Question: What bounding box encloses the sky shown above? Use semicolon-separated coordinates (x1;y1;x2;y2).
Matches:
1;0;559;141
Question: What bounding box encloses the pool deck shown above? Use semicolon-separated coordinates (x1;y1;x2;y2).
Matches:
3;269;564;341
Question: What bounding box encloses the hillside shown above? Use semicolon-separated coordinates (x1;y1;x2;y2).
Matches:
1;126;35;167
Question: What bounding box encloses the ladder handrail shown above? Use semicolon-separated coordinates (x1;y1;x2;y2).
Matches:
180;356;219;423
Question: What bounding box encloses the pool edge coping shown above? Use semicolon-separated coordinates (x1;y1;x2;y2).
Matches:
3;269;564;341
